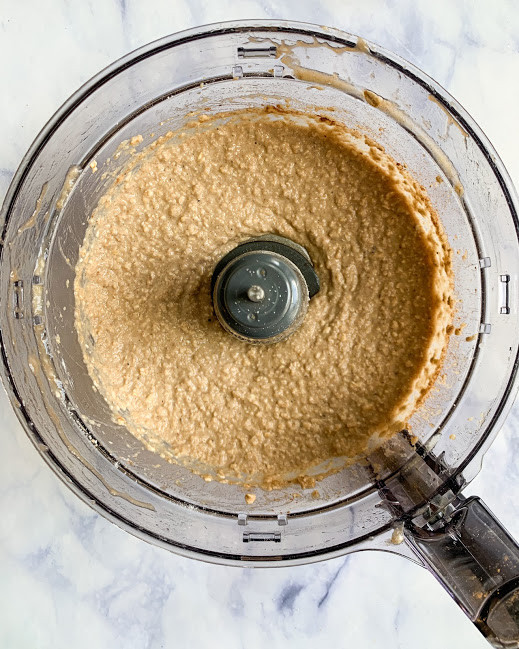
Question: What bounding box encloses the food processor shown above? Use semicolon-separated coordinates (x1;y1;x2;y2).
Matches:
1;21;519;647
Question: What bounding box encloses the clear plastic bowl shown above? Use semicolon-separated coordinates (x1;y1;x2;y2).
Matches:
1;21;519;644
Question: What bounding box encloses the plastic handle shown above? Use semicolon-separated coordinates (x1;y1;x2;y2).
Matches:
404;496;519;648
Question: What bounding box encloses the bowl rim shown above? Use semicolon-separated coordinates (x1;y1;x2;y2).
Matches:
1;19;519;565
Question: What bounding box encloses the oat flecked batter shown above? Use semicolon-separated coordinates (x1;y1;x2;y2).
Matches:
75;110;452;489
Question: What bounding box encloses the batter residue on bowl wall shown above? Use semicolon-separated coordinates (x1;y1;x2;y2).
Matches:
75;108;453;489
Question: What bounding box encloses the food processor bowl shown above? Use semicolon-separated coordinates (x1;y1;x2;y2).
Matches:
2;21;519;647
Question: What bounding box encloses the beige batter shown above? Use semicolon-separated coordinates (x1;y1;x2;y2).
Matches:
75;109;452;489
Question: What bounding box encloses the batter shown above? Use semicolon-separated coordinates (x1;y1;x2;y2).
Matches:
75;109;452;489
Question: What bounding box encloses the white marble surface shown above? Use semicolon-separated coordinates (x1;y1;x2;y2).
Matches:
1;1;518;648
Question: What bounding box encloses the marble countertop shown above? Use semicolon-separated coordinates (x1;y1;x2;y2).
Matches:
1;1;518;648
